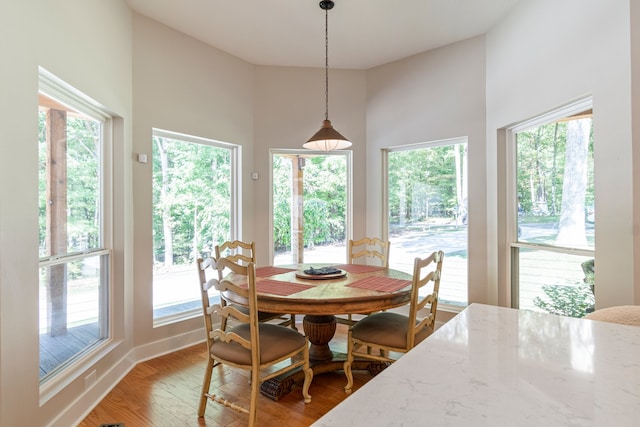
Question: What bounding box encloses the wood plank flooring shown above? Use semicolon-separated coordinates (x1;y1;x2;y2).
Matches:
78;324;372;427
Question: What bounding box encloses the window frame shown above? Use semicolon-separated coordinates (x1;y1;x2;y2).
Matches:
38;68;114;398
268;148;353;265
151;128;240;326
383;137;469;307
505;97;595;310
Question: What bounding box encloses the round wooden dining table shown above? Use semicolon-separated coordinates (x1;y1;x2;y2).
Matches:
221;263;413;400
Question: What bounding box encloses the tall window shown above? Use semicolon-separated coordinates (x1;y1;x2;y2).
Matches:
272;151;350;265
38;72;111;382
152;129;237;322
509;99;595;317
385;139;468;306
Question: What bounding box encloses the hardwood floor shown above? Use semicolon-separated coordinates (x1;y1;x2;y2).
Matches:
78;324;372;427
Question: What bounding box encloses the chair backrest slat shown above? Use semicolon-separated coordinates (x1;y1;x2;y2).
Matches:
203;278;218;292
196;256;259;355
215;240;256;280
407;250;444;349
348;237;390;268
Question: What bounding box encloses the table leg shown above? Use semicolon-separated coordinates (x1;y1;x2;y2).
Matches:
302;314;337;361
259;314;389;401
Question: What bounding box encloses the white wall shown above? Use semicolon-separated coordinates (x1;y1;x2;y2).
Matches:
1;0;639;425
632;0;640;304
0;1;133;426
366;36;489;303
487;0;635;308
131;14;256;350
131;19;367;334
365;0;638;308
252;66;367;264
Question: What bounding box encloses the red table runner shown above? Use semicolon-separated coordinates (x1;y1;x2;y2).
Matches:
255;266;297;277
346;276;411;293
239;279;314;296
334;264;384;274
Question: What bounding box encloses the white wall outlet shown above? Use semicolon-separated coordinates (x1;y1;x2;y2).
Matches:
251;172;259;180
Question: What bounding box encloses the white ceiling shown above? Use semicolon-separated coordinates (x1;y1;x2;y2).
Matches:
126;0;522;70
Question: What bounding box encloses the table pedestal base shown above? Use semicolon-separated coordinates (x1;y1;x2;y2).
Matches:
259;357;389;401
259;314;389;400
303;314;337;361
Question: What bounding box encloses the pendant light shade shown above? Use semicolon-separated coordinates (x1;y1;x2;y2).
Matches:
304;119;351;151
304;0;351;151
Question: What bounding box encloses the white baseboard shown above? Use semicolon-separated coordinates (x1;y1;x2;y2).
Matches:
53;330;204;427
135;329;204;363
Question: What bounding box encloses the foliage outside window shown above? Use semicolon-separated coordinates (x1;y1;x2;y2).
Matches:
386;140;468;306
38;86;109;381
511;102;595;317
272;153;348;265
152;130;234;320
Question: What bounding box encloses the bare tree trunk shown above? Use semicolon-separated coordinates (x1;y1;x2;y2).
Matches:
555;118;590;247
156;137;174;267
454;144;468;224
193;202;199;260
454;145;462;217
291;156;304;263
462;144;468;205
46;108;68;336
533;127;548;214
550;123;559;215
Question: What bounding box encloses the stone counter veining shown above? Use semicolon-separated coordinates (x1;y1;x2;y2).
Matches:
312;303;640;426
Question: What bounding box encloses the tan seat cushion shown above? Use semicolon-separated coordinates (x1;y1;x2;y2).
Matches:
351;312;431;349
210;323;306;365
584;305;640;326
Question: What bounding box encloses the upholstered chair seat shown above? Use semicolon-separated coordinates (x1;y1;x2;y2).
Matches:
343;251;444;395
210;323;307;365
350;312;432;349
196;257;312;426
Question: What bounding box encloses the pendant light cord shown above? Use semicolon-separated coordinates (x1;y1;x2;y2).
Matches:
304;1;351;150
324;6;329;121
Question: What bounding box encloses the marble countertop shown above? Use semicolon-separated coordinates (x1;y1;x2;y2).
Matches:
312;303;640;426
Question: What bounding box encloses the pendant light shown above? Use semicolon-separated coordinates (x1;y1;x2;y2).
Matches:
303;0;352;151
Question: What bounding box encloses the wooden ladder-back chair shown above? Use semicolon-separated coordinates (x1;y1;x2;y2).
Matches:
348;237;390;268
343;250;444;394
196;257;313;426
215;240;295;329
337;237;391;326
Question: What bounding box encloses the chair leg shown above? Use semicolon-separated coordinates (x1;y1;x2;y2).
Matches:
301;341;313;403
248;367;260;427
290;314;296;329
198;356;215;417
343;331;355;394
